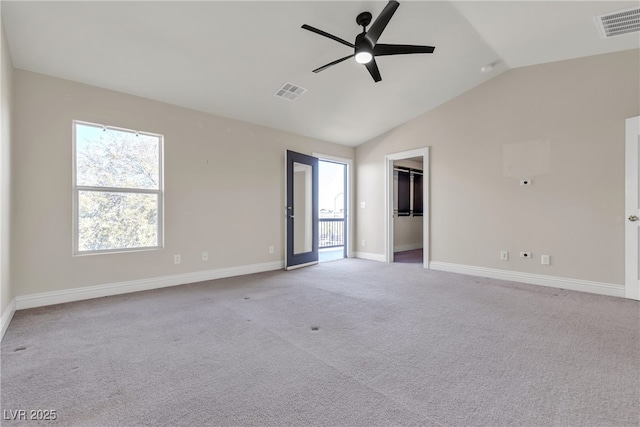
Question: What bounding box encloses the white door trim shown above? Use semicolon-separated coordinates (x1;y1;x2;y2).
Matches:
385;147;430;268
312;153;354;259
625;116;640;300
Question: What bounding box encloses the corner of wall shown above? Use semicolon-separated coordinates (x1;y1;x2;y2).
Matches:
1;297;15;340
0;6;15;326
354;50;639;293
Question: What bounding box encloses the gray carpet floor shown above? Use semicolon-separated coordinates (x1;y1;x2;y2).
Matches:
1;259;639;426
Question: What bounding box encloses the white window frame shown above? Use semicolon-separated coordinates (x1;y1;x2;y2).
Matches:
72;120;164;255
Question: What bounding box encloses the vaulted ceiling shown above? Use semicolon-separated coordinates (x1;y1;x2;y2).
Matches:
2;1;638;146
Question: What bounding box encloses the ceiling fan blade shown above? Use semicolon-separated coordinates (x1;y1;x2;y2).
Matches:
312;55;354;73
301;24;355;48
373;44;435;56
365;0;400;46
364;58;382;82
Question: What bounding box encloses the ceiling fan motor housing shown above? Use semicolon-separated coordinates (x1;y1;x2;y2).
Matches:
355;32;374;55
356;11;372;28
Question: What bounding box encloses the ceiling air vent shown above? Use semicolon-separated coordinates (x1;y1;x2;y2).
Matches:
596;6;640;38
274;82;307;101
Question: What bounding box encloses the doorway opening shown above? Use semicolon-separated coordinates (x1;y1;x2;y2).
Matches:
385;147;430;268
392;157;424;264
318;159;347;262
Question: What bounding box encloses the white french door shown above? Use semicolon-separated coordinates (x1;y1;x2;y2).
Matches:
625;116;640;300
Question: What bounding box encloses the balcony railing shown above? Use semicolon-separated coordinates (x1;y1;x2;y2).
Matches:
319;218;344;248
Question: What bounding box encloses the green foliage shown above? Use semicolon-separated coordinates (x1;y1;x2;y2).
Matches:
78;191;158;252
75;124;161;252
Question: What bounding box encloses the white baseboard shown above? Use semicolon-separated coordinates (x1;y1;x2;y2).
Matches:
394;243;423;252
15;261;284;311
1;297;16;341
10;258;626;318
429;261;625;298
354;251;386;262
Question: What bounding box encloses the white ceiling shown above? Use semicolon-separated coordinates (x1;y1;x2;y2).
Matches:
2;1;638;146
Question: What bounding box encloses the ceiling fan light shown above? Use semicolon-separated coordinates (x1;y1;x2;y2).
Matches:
355;51;373;64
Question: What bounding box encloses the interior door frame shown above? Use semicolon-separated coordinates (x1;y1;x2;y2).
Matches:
385;147;430;268
625;116;639;300
313;152;354;259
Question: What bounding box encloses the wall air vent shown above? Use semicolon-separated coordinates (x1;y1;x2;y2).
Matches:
274;82;307;101
596;6;640;38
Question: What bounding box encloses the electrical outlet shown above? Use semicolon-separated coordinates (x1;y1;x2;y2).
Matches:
360;202;366;209
500;251;509;261
520;179;533;186
361;239;366;247
541;254;550;265
174;254;181;264
520;252;532;259
269;245;274;254
202;252;208;261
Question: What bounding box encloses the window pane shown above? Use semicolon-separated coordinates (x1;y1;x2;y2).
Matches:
318;161;345;218
75;123;160;189
78;191;159;252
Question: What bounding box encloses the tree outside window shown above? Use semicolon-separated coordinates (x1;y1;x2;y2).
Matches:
73;121;163;254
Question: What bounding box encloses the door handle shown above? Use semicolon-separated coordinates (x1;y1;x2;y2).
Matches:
630;215;639;222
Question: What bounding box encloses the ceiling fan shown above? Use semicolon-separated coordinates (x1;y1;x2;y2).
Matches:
301;0;435;83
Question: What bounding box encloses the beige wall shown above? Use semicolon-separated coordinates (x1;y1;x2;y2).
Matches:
357;49;640;285
12;70;353;296
8;48;639;300
1;7;14;316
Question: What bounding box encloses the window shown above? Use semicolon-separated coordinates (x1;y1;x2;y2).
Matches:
73;121;163;254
